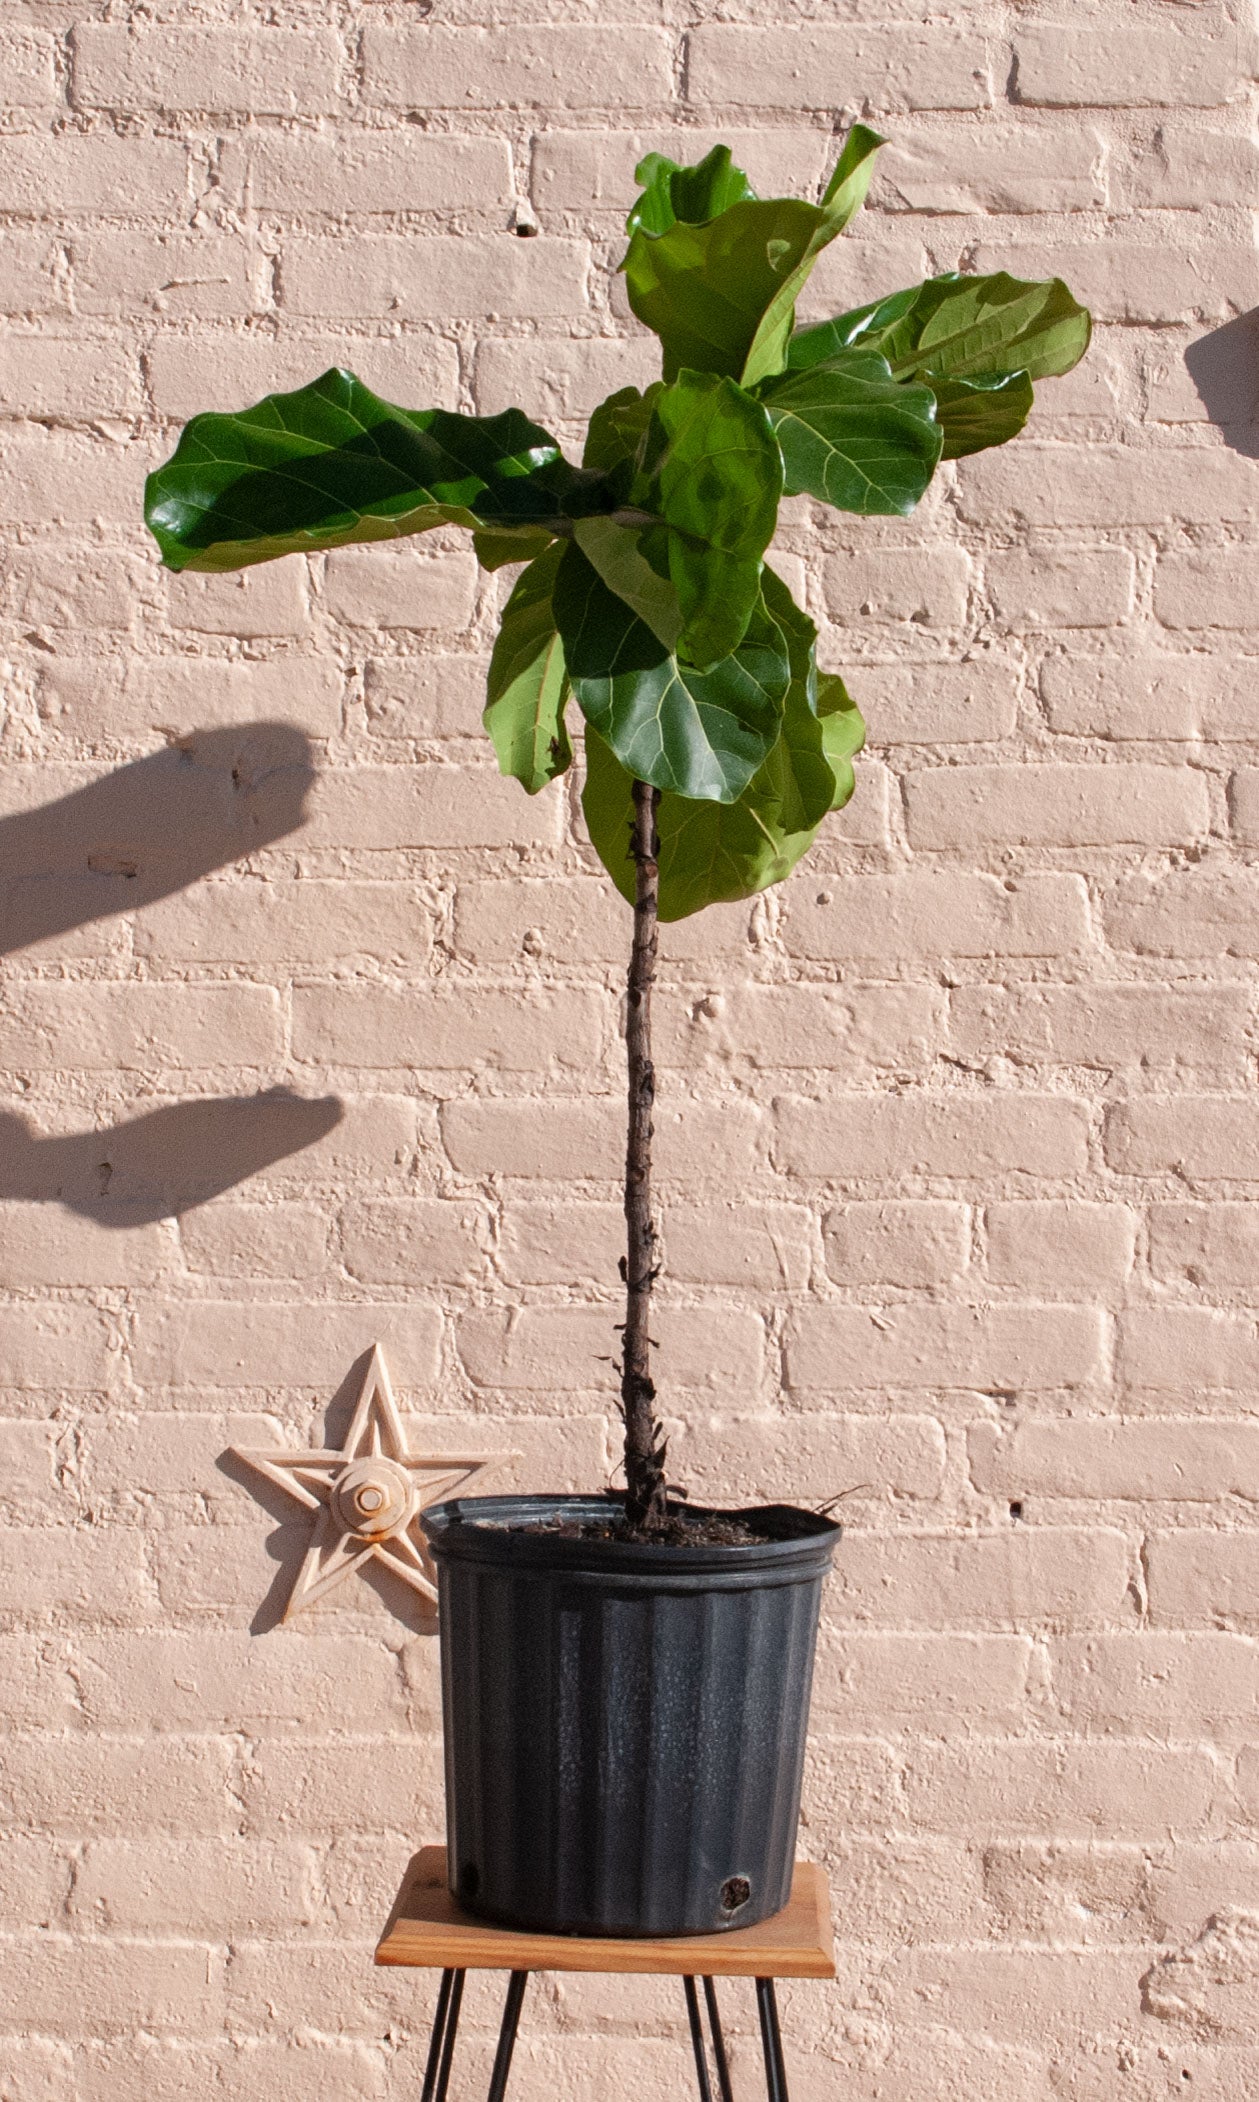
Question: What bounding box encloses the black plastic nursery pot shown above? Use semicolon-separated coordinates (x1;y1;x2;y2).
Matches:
420;1493;839;1939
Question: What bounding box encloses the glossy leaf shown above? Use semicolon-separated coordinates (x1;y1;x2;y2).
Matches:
635;370;783;664
573;516;681;651
582;383;662;488
815;668;865;808
581;568;861;919
627;144;757;237
145;367;611;574
622;127;884;388
756;350;941;515
483;541;572;793
927;371;1034;460
789;271;1091;387
553;541;788;803
472;526;556;571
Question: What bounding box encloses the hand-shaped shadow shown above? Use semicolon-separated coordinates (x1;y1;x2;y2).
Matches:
0;1088;343;1225
0;720;316;957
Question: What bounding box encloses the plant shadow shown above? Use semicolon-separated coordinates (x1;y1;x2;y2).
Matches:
1183;309;1259;458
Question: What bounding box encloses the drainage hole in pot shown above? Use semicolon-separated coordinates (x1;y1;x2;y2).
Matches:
461;1862;480;1900
720;1876;751;1915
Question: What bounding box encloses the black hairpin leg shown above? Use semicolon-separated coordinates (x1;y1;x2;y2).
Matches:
683;1977;734;2102
486;1969;529;2102
421;1967;465;2102
704;1978;735;2102
756;1976;789;2102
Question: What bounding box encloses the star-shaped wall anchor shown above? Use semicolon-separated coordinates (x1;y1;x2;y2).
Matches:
233;1345;509;1621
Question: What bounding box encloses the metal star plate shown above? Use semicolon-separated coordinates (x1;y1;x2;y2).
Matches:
233;1344;508;1619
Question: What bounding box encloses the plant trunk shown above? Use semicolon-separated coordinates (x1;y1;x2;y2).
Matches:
622;778;667;1529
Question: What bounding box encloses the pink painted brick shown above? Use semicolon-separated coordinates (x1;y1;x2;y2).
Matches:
816;1631;1031;1729
72;233;260;319
458;1305;762;1393
71;1838;315;1933
780;872;1090;961
73;24;347;116
1040;652;1254;741
986;547;1134;630
854;658;1018;744
0;233;65;316
282;237;588;321
1120;1309;1259;1395
533;128;831;215
221;131;512;215
134;882;431;969
322;548;478;633
0;1305;115;1391
826;1528;1131;1630
71;1631;410;1732
0;336;141;419
688;26;995;112
985;1202;1136;1290
1156;551;1257;632
179;1205;330;1282
0;29;56;108
364;654;489;740
146;331;459;421
1146;1531;1259;1629
1052;1633;1259;1739
905;762;1209;849
1120;124;1259;208
1105;1098;1259;1181
787;1304;1104;1393
949;982;1249;1074
1106;868;1259;956
899;1740;1221;1838
673;1413;947;1506
970;1417;1259;1501
0;984;282;1071
1148;1203;1259;1290
131;1303;442;1391
823;1200;970;1288
1;1939;225;2039
1014;20;1247;108
454;878;625;966
362;25;674;109
0;1734;234;1837
882;122;1105;213
822;547;970;631
443;1096;761;1185
775;1091;1090;1180
0;135;188;216
301;764;564;851
958;443;1259;525
657;983;945;1074
339;1199;486;1287
293;985;606;1073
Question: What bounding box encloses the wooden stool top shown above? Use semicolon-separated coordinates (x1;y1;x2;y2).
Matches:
375;1847;835;1979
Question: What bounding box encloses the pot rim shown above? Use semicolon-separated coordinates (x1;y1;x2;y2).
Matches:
420;1491;840;1579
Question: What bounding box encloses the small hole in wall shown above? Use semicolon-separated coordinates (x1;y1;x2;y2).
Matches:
720;1876;751;1915
1008;1501;1023;1522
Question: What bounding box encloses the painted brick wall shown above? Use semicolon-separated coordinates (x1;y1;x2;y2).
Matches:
2;1;1258;2095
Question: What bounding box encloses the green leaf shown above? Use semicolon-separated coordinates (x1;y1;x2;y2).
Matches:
573;516;681;651
580;567;863;919
581;383;662;487
472;526;556;571
627;144;757;237
634;370;782;664
621;127;885;389
553;541;788;803
144;367;612;574
927;371;1034;460
815;668;865;808
789;272;1091;388
483;540;572;793
756;349;941;515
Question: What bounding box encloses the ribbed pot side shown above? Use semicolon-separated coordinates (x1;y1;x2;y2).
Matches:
421;1495;839;1938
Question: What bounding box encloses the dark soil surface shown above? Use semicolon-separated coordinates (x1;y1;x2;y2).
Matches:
508;1509;771;1547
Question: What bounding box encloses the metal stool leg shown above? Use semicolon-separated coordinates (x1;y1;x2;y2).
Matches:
683;1977;714;2102
756;1977;789;2102
486;1969;529;2102
421;1968;465;2102
703;1978;735;2102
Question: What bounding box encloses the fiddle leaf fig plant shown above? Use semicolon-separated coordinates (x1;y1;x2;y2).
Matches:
145;133;1090;1534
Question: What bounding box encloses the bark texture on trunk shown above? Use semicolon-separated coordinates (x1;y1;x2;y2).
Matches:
622;777;667;1529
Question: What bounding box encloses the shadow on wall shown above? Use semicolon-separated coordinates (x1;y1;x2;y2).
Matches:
0;1089;343;1225
0;720;317;956
1;718;342;1215
1185;308;1259;458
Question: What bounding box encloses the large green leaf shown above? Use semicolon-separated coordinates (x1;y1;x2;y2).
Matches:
634;370;782;665
581;383;662;487
573;516;681;650
553;541;788;803
581;567;862;919
483;540;571;793
627;144;757;238
789;271;1090;388
756;350;941;515
145;368;612;573
622;127;884;389
926;372;1034;460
